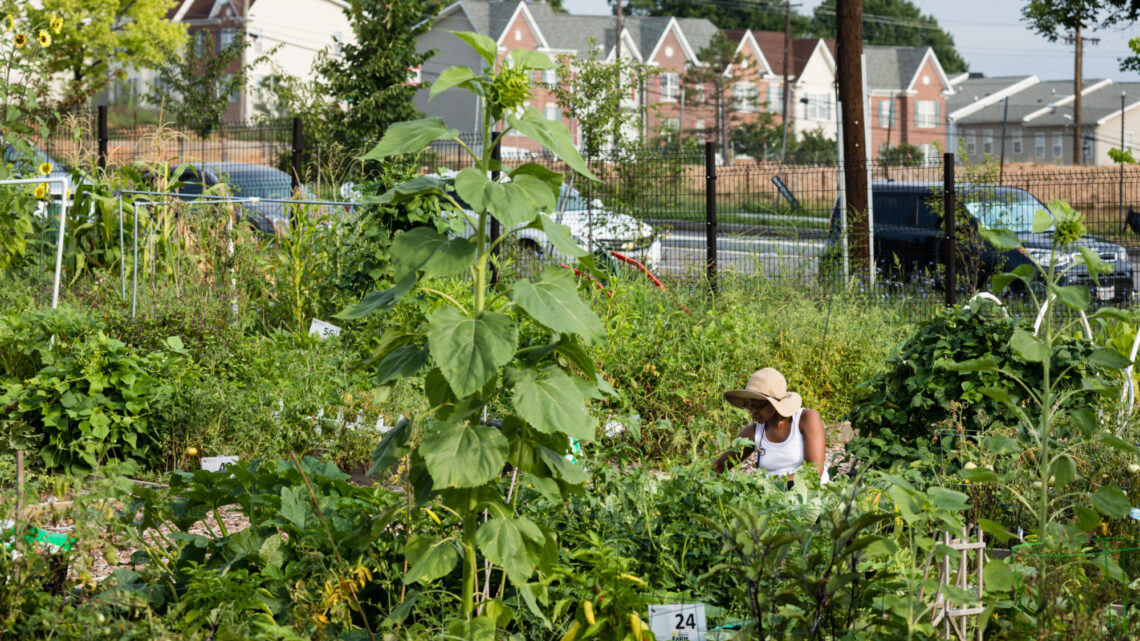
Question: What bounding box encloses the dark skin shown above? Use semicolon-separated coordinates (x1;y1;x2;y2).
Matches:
712;398;826;478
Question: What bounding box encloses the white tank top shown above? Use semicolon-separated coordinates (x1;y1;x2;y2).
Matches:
754;408;805;476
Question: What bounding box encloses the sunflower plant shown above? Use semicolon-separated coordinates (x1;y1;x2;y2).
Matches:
0;4;63;267
338;30;605;638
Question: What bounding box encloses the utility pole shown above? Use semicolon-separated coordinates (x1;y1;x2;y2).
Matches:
836;0;868;270
1063;18;1099;166
615;0;623;61
239;0;249;123
778;0;792;166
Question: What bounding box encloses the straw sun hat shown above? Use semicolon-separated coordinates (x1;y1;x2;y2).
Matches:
723;368;803;417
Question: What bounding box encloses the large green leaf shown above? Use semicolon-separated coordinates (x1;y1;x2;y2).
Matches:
335;274;415;320
512;368;594;441
1098;433;1140;455
430;66;480;100
449;31;497;66
1010;329;1049;363
509;164;562;200
511;267;605;344
983;560;1016;591
476;515;544;584
1075;245;1109;283
1087;347;1131;370
392;227;477;280
938;355;1000;371
375;175;448;206
501;175;556;223
536;213;587;258
978;227;1021;250
510;49;556;70
279;486;310;529
1032;208;1054;233
1090;486;1130;518
420;421;509;489
375;345;430;386
363;118;459;160
455;168;506;214
508;108;595;179
537;445;588;484
1051;454;1076;490
368;417;413;474
427;307;518;397
1051;283;1090;311
404;535;460;585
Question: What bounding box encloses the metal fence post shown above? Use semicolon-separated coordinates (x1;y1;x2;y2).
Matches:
97;105;108;171
291;116;303;193
489;132;501;285
705;141;717;293
943;152;956;307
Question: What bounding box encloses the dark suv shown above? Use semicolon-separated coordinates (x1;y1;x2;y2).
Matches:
830;181;1133;302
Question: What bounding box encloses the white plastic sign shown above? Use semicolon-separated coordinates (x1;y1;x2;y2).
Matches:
201;456;239;472
648;603;706;641
309;319;342;339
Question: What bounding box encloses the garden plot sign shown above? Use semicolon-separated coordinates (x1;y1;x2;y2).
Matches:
649;603;707;641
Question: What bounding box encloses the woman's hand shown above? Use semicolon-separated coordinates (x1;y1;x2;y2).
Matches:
713;423;757;474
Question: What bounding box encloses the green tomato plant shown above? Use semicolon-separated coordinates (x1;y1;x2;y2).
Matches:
952;201;1133;574
338;31;607;636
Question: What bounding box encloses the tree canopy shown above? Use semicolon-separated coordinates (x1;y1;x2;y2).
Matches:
810;0;968;74
25;0;186;110
315;0;441;148
609;0;812;34
147;32;251;139
1023;0;1140;41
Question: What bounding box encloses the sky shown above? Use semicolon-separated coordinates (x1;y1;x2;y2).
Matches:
561;0;1140;84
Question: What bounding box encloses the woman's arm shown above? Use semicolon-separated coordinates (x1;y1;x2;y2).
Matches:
713;423;757;474
799;409;827;477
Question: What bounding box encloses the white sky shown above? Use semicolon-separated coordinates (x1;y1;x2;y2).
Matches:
561;0;1140;84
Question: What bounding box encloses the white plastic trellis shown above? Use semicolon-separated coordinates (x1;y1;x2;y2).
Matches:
1;177;70;310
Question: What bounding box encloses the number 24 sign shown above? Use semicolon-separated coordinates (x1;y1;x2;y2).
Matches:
648;603;707;641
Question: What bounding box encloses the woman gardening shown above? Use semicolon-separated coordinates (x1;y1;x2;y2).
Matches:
713;368;828;484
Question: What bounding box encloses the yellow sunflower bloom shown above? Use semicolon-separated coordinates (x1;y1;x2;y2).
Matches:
38;162;52;175
50;15;62;34
33;183;48;199
3;15;13;32
38;30;50;47
14;32;26;48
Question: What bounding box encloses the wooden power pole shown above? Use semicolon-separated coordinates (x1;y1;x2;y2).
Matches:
615;0;623;60
836;0;868;268
1064;21;1099;166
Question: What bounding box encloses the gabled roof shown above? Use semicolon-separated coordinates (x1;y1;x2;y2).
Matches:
167;0;348;21
735;30;835;81
722;29;775;77
948;75;1039;119
955;79;1110;125
864;45;939;92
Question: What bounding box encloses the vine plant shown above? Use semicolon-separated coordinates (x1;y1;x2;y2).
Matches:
338;31;606;638
953;201;1133;565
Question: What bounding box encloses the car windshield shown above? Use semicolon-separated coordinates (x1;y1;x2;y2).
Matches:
558;184;588;211
3;144;65;175
962;188;1051;233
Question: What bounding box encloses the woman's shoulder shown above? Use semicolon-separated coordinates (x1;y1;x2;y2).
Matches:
798;408;824;430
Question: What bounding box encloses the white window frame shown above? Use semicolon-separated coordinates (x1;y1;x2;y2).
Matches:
878;100;894;128
983;129;993;155
805;93;831;121
915;100;939;129
660;73;679;102
1012;129;1022;155
1035;133;1046;159
1053;132;1063;159
965;132;976;155
544;104;560;122
767;85;782;114
733;82;758;113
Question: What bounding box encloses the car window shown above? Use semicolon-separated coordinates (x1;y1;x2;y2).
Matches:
963;189;1048;233
917;197;941;229
218;172;292;200
558;184;588;211
873;194;918;227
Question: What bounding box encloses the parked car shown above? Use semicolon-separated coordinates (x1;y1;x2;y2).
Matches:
830;180;1133;302
169;162;295;234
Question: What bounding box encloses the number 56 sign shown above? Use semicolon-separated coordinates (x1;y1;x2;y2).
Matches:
648;603;707;641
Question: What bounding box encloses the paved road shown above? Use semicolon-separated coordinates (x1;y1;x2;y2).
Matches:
657;231;826;279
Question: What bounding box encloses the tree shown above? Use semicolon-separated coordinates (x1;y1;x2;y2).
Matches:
147;33;250;139
684;32;744;161
731;116;782;160
611;0;812;33
811;0;968;73
314;0;441;149
788;129;838;164
23;0;186;110
1022;0;1139;40
548;41;655;160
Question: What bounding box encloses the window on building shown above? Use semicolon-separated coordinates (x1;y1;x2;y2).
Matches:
805;93;831;121
1053;132;1063;159
542;68;558;85
767;85;782;114
544;105;560;122
915;100;940;128
1012;129;1022;155
219;28;236;53
663;118;680;133
695;120;706;134
878;99;895;128
1127;131;1134;153
332;30;342;56
965;132;976;155
733;82;758;112
983;129;993;155
1035;133;1045;158
660;73;679;102
693;82;707;104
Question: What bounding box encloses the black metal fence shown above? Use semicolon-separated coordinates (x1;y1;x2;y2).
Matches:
29;113;1140;321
